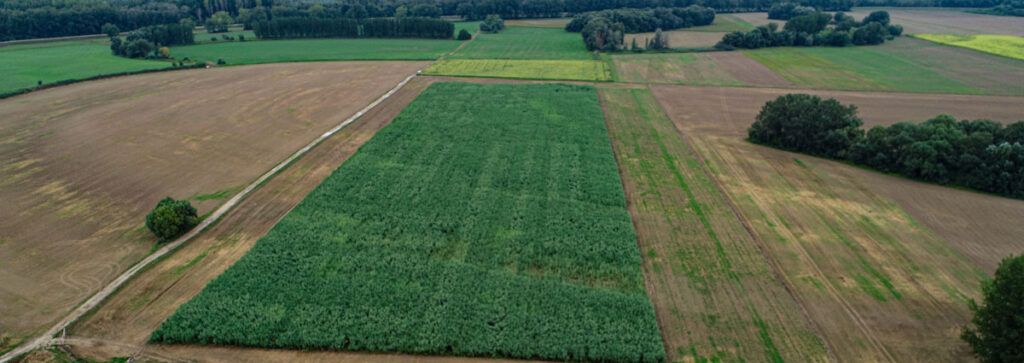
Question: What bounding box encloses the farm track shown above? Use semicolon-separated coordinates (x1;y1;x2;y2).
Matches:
0;67;427;363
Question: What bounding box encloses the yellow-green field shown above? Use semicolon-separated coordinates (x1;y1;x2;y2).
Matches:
423;59;612;81
912;34;1024;61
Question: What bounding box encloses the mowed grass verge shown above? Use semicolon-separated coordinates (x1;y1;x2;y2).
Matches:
912;34;1024;61
449;26;592;59
0;40;171;94
743;44;983;94
150;82;665;362
424;59;612;81
170;38;462;64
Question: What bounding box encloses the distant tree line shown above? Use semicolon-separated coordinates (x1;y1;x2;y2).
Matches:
768;2;818;19
3;0;1010;41
566;6;715;33
749;94;1024;199
718;10;901;48
253;17;454;39
967;0;1024;16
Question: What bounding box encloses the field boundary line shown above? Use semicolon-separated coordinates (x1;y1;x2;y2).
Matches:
649;85;843;363
0;71;420;363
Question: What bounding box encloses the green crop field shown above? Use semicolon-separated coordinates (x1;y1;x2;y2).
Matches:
0;40;171;94
913;34;1024;61
170;38;462;64
743;44;983;94
612;53;744;86
150;82;665;362
424;59;612;81
449;26;592;59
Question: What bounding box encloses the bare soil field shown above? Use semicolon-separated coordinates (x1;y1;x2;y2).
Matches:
0;61;427;349
625;30;726;48
600;87;831;362
849;8;1024;36
650;84;1024;361
613;51;792;88
65;77;455;362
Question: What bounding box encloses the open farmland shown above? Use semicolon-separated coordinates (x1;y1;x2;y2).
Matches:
913;34;1024;61
612;52;792;87
0;39;171;94
448;26;591;59
169;38;462;65
650;84;1024;361
65;77;469;363
848;8;1024;36
600;87;830;362
150;82;664;362
0;61;427;351
424;59;611;81
742;37;1024;95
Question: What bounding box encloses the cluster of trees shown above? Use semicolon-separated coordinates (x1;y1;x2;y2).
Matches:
749;94;1024;199
566;5;714;33
479;14;505;32
0;0;184;41
204;11;233;32
145;197;199;242
961;253;1024;363
253;17;454;39
719;10;901;48
568;6;714;51
110;23;193;58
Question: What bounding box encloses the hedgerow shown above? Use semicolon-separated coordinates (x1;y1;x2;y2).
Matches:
151;82;666;362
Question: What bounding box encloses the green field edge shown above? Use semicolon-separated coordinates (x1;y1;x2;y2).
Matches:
907;34;1024;63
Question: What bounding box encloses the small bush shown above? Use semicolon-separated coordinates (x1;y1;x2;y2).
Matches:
457;29;472;40
145;197;199;242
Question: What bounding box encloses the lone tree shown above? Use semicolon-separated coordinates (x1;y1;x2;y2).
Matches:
962;253;1024;363
457;29;472;40
145;197;199;242
480;14;504;33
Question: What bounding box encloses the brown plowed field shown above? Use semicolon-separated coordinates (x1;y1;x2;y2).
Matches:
0;61;427;347
707;52;793;87
649;84;1024;361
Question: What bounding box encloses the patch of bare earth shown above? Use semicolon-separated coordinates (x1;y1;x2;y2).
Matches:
625;31;727;48
707;52;794;87
649;84;1024;361
0;61;427;345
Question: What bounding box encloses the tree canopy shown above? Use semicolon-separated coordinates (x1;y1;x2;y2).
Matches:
961;253;1024;363
145;197;199;242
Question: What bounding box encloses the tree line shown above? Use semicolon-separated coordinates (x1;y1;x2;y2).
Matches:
253;17;454;39
718;10;901;48
565;5;715;33
2;0;1009;41
110;22;194;58
748;94;1024;199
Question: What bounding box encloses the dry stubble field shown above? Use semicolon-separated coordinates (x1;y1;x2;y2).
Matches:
0;61;427;350
648;84;1024;361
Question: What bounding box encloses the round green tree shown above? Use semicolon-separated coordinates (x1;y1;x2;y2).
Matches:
145;197;199;242
962;253;1024;363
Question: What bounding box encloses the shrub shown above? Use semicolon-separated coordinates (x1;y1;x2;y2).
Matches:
647;28;669;50
457;29;472;40
158;46;170;58
480;14;504;33
961;253;1024;363
145;197;198;242
824;30;852;46
887;24;903;37
206;11;233;33
124;39;154;58
852;22;887;45
102;23;120;38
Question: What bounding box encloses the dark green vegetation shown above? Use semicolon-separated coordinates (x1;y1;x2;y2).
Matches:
145;198;198;242
768;2;818;19
479;14;505;33
719;10;901;49
449;26;591;59
565;6;716;33
962;253;1024;363
967;0;1024;16
109;23;194;58
169;38;460;64
252;17;454;39
749;94;1024;199
151;82;665;362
